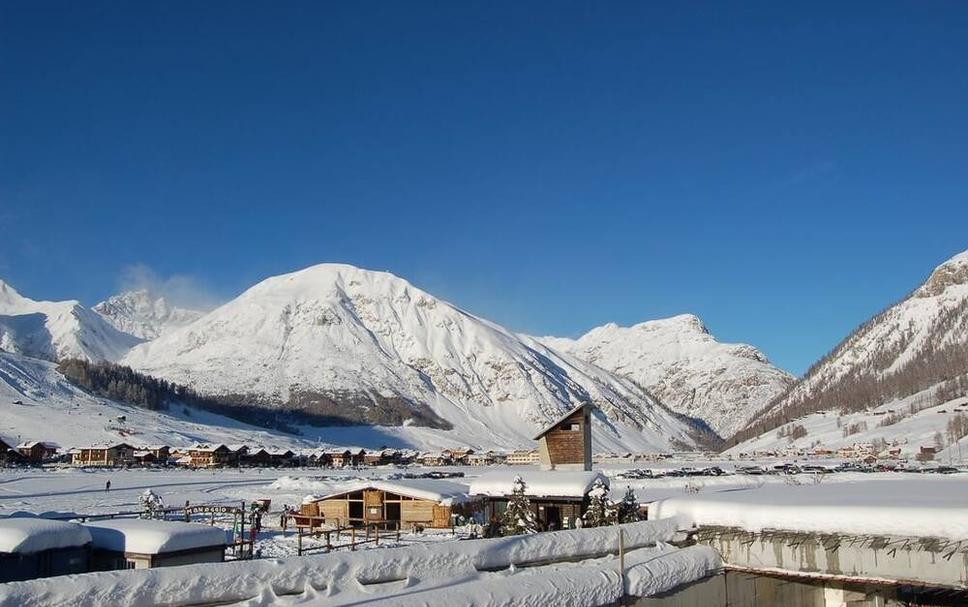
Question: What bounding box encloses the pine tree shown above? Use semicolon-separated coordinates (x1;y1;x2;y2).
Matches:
615;485;641;524
582;478;616;527
501;475;539;535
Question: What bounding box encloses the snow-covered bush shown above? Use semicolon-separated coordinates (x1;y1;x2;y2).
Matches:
616;486;641;524
501;475;538;535
582;478;616;527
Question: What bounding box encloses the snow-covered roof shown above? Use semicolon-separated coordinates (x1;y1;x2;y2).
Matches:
0;518;92;554
470;471;608;498
84;519;227;555
16;441;59;450
310;479;477;506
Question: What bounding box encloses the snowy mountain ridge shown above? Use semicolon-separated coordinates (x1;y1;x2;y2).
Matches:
0;279;141;362
535;314;795;438
94;289;204;340
733;248;968;447
121;264;706;451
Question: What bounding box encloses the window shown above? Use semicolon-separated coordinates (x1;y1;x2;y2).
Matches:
561;422;580;431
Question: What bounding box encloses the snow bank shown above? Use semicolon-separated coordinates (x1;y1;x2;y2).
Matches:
470;470;608;498
625;545;721;597
0;518;91;554
650;478;968;540
0;520;681;607
83;519;227;554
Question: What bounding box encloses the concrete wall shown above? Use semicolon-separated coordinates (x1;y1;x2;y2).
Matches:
697;527;968;589
630;572;907;607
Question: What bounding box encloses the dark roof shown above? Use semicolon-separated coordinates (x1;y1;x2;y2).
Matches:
532;402;593;441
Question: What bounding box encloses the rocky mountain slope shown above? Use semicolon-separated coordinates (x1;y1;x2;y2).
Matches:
94;289;204;340
122;264;706;451
538;315;794;438
0;280;141;362
732;249;968;447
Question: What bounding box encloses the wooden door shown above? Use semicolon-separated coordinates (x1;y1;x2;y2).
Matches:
364;490;384;522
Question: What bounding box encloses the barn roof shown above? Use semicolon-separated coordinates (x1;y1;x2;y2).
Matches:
307;479;477;506
532;402;593;440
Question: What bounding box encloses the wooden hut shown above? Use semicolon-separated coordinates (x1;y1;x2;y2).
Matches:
470;470;607;530
300;479;480;529
86;519;226;570
534;403;593;471
0;518;92;583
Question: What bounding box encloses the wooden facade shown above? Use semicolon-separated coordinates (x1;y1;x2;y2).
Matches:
534;403;593;471
188;445;232;467
16;441;58;462
301;484;478;529
71;443;136;467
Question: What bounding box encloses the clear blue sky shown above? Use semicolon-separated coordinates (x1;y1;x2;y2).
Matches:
2;2;967;375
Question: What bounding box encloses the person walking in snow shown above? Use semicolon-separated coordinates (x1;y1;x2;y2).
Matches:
105;480;111;492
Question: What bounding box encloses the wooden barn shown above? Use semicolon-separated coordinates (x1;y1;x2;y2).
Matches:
70;443;136;467
470;470;607;531
299;479;481;529
534;402;593;471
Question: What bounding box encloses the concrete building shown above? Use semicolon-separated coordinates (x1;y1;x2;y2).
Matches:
0;518;92;583
85;519;227;570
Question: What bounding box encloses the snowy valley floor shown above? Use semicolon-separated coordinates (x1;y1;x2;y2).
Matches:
3;463;968;556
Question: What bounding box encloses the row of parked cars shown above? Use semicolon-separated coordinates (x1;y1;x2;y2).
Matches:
614;462;963;479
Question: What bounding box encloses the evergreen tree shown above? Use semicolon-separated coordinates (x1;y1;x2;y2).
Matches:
582;478;616;527
615;485;641;524
501;475;539;535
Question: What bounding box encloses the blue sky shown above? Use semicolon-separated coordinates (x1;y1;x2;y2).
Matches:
2;1;967;375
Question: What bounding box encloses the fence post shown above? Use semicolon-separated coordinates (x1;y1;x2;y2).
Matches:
351;527;357;551
298;528;303;556
618;528;626;600
375;525;380;546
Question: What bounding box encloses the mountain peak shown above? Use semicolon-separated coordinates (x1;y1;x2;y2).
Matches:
915;249;968;298
94;290;204;341
539;314;793;437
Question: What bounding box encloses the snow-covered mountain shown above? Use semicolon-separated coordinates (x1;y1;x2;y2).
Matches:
0;350;318;451
94;289;204;340
537;315;795;438
733;249;968;447
122;264;705;451
0;280;141;362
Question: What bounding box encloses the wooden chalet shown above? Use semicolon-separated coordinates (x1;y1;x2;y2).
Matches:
505;449;539;465
16;441;59;462
534;402;593;471
300;479;481;530
363;449;401;466
267;448;296;467
442;448;474;466
326;448;366;468
71;443;136;467
187;444;232;468
242;448;273;467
